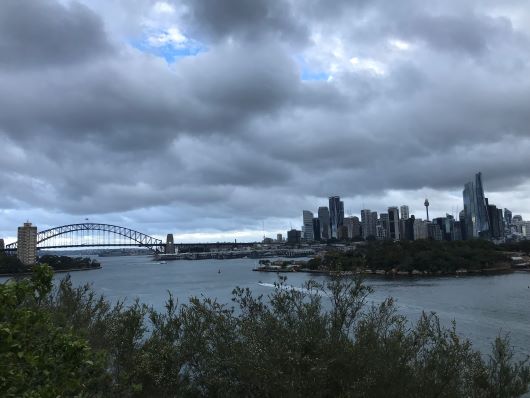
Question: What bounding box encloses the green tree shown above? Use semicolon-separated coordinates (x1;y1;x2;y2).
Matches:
0;265;108;397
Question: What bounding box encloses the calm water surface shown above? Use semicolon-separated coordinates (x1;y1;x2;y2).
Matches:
3;255;530;357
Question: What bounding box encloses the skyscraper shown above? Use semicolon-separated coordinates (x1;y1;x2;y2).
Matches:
318;207;330;240
379;213;390;239
487;204;504;239
361;209;376;239
17;222;37;265
302;210;314;241
402;215;415;240
413;218;429;240
388;207;400;240
344;216;361;239
329;196;344;239
463;172;490;238
400;205;410;220
504;209;512;226
459;210;467;240
312;218;321;241
287;229;301;244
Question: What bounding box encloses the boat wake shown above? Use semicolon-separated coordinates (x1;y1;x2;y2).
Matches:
257;282;318;294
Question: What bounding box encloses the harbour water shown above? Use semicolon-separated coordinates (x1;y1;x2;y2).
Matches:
3;255;530;358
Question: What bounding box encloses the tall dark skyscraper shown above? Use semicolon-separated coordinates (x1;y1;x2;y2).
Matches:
463;172;490;238
504;208;512;226
388;207;400;240
302;210;314;241
318;206;330;240
459;210;467;240
312;218;321;241
487;204;504;239
329;196;344;239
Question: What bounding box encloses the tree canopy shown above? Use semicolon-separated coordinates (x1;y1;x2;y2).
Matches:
1;265;529;397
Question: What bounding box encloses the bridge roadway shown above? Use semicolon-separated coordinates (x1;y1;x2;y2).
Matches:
2;241;262;253
2;222;268;254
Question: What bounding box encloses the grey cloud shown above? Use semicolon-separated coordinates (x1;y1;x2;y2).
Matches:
401;12;516;56
2;0;530;238
0;0;112;69
181;0;308;45
0;42;299;151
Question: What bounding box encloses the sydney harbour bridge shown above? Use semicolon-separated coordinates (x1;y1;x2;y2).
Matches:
2;223;251;254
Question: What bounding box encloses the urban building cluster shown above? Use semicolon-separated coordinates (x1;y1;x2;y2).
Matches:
284;172;529;244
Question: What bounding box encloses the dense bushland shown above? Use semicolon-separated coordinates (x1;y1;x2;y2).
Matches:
0;253;99;275
1;265;529;397
0;251;25;275
308;240;509;273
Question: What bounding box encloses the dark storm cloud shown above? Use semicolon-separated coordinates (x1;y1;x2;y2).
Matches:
2;0;530;240
0;41;299;151
181;0;308;45
0;0;112;69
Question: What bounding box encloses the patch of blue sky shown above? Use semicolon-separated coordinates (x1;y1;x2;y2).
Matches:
131;38;207;63
294;55;329;81
300;69;329;81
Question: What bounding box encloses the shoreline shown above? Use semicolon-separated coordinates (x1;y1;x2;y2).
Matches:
0;265;102;278
253;265;514;278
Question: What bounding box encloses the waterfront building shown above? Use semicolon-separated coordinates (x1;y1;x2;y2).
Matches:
453;221;463;241
388;207;400;240
504;209;512;226
17;222;37;265
463;172;490;239
371;211;378;238
512;216;524;235
312;218;321;241
276;234;283;242
329;196;344;239
402;215;415;240
379;213;390;239
318;207;331;240
487;204;504;239
375;223;387;240
433;215;456;241
459;210;467;240
344;216;361;239
400;205;410;220
428;222;443;241
413;218;429;240
522;222;530;239
361;209;371;239
287;229;301;244
337;225;349;240
302;210;314;241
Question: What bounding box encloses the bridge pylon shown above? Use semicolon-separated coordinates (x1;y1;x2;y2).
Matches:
165;234;175;254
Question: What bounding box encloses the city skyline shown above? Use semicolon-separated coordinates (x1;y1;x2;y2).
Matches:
2;1;530;243
3;171;528;245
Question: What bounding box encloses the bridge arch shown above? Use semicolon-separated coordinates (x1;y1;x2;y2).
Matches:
5;223;164;253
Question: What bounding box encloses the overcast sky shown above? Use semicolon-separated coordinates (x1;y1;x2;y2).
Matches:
1;0;530;243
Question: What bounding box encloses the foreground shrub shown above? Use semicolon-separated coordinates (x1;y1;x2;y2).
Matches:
2;266;529;397
0;265;107;397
